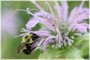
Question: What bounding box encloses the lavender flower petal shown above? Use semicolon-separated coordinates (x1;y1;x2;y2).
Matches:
26;17;40;30
55;1;62;22
69;23;88;33
34;11;47;17
55;27;63;47
61;1;68;22
31;38;41;50
75;24;87;33
41;36;55;51
68;7;78;23
78;0;85;11
56;35;63;47
34;30;51;37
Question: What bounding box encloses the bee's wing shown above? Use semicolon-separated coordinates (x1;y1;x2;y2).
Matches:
17;42;26;53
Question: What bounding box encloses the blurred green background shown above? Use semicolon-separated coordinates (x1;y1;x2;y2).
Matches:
1;1;89;59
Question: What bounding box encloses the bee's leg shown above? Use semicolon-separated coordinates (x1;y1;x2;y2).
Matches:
17;42;26;53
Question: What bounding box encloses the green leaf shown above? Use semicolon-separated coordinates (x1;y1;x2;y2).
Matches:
77;33;89;41
80;41;89;59
38;46;84;59
38;47;61;59
63;47;83;59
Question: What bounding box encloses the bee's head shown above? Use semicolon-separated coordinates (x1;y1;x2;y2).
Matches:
22;33;33;43
24;33;32;39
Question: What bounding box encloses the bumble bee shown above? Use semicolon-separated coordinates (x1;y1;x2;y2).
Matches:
17;33;39;55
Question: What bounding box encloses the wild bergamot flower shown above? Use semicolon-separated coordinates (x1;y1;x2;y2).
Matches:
17;0;89;54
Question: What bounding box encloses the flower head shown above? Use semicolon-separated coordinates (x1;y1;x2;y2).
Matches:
19;1;89;51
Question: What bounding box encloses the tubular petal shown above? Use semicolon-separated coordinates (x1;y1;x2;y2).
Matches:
55;27;63;47
61;1;68;22
54;1;62;22
75;24;87;33
34;30;51;37
26;17;40;30
41;36;55;51
31;38;41;50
